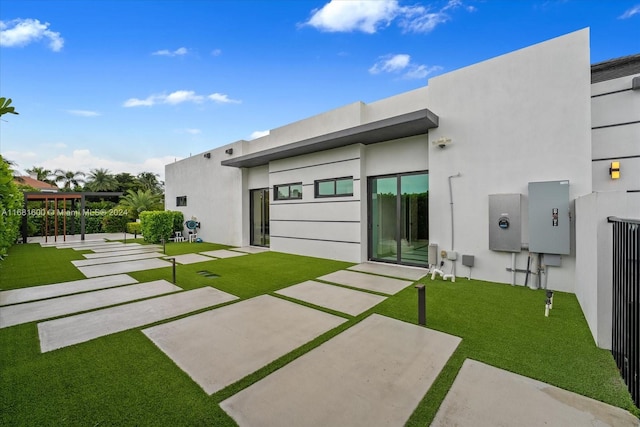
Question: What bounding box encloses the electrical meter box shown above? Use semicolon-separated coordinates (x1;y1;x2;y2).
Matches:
528;180;570;255
488;194;522;252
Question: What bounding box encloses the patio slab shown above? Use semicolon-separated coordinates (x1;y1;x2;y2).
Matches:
0;274;138;306
87;244;154;253
200;249;248;259
316;270;413;295
276;280;386;316
1;280;179;329
348;262;428;281
77;258;173;278
167;254;215;265
143;294;346;395
230;246;269;254
72;252;163;267
431;359;640;427
221;314;461;427
83;248;163;259
38;286;238;352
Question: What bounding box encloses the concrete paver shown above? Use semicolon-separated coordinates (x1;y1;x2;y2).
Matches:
0;274;138;306
348;262;428;281
221;314;461;427
317;270;414;295
230;246;269;254
431;359;640;427
1;280;179;329
38;286;238;352
77;258;173;278
143;295;346;394
200;249;248;259
72;252;163;267
83;248;163;259
86;244;150;253
167;254;215;265
276;280;386;316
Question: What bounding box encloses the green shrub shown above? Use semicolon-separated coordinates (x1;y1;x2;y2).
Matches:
139;211;173;243
126;222;142;235
0;157;23;257
170;211;184;232
102;210;128;233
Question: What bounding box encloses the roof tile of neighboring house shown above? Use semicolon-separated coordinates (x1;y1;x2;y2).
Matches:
15;176;59;192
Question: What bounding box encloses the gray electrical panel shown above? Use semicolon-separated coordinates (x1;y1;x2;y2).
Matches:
489;194;522;252
528;180;570;255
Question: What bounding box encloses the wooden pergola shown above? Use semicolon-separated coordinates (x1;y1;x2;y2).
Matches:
22;192;123;243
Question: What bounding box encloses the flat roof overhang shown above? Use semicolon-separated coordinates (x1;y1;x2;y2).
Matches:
221;108;438;168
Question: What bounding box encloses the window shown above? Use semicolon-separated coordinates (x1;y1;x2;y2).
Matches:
176;196;187;206
274;183;302;200
315;177;353;198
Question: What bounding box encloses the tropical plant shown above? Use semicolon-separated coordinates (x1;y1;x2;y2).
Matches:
137;171;163;194
114;172;139;193
0;154;23;258
25;166;55;184
85;168;117;192
0;97;19;117
54;169;85;191
120;189;162;219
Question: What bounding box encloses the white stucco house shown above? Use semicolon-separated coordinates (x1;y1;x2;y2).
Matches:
165;28;640;349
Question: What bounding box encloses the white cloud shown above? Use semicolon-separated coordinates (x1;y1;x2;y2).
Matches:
67;110;101;117
208;93;241;104
124;90;239;107
152;47;189;56
619;5;640;19
0;18;64;51
211;48;222;56
304;0;470;34
184;128;202;135
369;54;411;74
369;54;441;79
250;130;270;140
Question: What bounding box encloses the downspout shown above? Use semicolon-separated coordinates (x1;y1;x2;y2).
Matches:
448;173;461;276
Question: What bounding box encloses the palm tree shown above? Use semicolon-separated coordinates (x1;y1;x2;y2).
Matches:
54;169;85;191
25;166;54;184
136;172;163;194
120;189;162;219
85;168;117;192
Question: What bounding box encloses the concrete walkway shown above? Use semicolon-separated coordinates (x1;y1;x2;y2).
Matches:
83;247;162;259
167;254;215;265
143;295;346;394
77;258;173;278
221;314;462;427
317;270;414;295
276;280;386;316
0;274;138;306
38;286;238;352
72;252;163;267
1;280;179;328
348;261;429;281
431;359;640;427
200;249;248;259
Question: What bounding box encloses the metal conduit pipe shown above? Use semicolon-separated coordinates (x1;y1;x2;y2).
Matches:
448;173;462;277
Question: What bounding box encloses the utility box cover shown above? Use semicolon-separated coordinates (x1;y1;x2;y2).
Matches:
528;180;570;255
489;194;522;252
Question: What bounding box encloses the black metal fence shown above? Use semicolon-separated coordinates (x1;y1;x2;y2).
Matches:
608;216;640;407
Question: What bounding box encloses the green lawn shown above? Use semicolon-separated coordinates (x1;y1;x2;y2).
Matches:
0;241;637;426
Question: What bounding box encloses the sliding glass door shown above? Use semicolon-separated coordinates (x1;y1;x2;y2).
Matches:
250;189;270;247
368;172;429;266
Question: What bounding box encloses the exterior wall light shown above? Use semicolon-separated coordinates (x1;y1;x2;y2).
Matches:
610;161;620;179
203;152;211;159
225;148;233;155
432;137;452;148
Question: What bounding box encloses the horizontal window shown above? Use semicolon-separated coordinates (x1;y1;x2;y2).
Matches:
274;183;302;200
315;177;353;198
176;196;187;206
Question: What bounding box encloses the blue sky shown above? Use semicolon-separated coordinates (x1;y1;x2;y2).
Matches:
1;0;639;180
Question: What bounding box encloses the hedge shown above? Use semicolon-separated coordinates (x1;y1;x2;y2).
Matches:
126;222;142;235
139;211;174;244
0;157;22;258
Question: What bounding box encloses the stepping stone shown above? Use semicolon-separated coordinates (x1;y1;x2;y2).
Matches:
38;287;238;353
348;262;428;281
200;249;247;259
431;359;640;427
68;242;125;250
166;254;214;265
86;244;149;253
0;274;138;306
1;280;179;329
72;252;163;267
77;258;173;278
276;280;386;316
230;246;269;254
317;270;413;295
83;248;163;259
143;295;346;395
221;314;461;427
